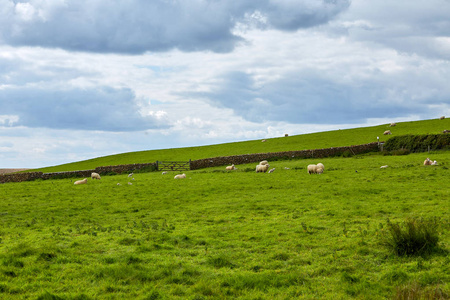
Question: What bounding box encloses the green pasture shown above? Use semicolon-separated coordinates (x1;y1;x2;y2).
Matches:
1;151;448;299
32;118;450;173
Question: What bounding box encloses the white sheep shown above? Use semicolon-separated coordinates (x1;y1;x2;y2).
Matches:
383;130;392;135
424;158;432;166
431;160;438;165
259;160;269;165
380;165;389;169
256;164;270;173
91;172;101;180
390;122;396;127
74;178;88;185
226;164;236;170
268;168;275;173
440;116;445;120
307;163;324;174
174;173;186;179
162;171;168;175
128;173;134;177
261;139;266;142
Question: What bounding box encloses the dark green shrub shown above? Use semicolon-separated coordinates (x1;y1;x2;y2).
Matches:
381;218;440;256
384;134;450;152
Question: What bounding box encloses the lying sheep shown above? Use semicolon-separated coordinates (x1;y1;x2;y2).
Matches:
424;158;432;165
174;173;186;179
162;171;168;175
431;160;438;165
390;123;396;127
91;172;101;180
383;130;392;135
380;165;389;169
256;164;270;173
74;178;88;185
226;164;236;170
268;168;275;173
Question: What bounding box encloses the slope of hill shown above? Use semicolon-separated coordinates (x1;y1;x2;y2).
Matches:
32;118;449;173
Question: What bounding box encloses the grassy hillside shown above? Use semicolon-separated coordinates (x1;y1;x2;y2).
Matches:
1;152;448;299
32;118;450;173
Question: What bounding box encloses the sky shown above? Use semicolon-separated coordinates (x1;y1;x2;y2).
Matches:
1;0;450;168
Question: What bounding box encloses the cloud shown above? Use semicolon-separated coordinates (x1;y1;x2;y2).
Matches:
0;0;350;54
0;86;167;131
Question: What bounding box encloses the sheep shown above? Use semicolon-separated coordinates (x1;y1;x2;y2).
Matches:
390;122;396;127
424;158;432;165
259;160;269;165
285;134;289;137
440;116;445;120
162;171;168;175
174;173;186;179
74;178;88;185
268;168;275;173
256;164;270;173
91;172;101;180
307;163;324;174
443;130;450;133
128;173;134;177
380;165;389;169
261;139;266;142
431;160;438;165
226;164;236;170
383;130;392;135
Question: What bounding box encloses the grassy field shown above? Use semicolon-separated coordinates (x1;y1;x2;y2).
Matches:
0;151;448;299
31;118;450;173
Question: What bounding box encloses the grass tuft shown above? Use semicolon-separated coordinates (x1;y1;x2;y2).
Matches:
381;217;440;256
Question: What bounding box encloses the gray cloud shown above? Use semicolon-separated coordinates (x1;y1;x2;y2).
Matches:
203;70;447;125
0;0;350;54
0;87;166;131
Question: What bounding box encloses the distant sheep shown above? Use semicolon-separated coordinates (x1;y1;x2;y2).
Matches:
308;163;324;174
91;172;101;180
74;178;88;185
383;130;392;135
424;158;432;165
261;139;266;142
285;134;289;137
380;165;389;169
431;160;438;165
268;168;275;173
256;164;270;173
128;173;134;177
162;171;168;175
226;164;236;170
443;130;450;134
390;123;396;127
440;116;445;120
174;173;186;179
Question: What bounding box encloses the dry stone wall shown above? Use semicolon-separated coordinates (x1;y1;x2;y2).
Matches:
0;143;379;183
190;142;379;170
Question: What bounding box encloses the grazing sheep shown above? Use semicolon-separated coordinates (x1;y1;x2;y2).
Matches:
284;167;290;170
128;173;134;177
308;163;324;174
162;171;168;175
91;172;101;180
256;164;270;173
440;116;445;120
261;139;266;142
424;158;432;165
383;130;392;135
268;168;275;173
380;165;389;168
226;164;236;170
390;122;396;127
285;134;289;137
259;160;269;165
74;178;88;185
174;173;186;179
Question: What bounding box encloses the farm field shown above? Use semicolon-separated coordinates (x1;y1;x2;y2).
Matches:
31;118;450;173
0;151;449;299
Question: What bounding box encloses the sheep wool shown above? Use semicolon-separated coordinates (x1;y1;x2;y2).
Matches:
226;164;236;170
91;172;101;180
74;178;88;185
174;173;186;179
424;158;432;166
256;164;270;173
383;130;392;135
259;160;269;165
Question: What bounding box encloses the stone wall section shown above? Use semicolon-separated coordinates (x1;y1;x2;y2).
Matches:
0;143;379;183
